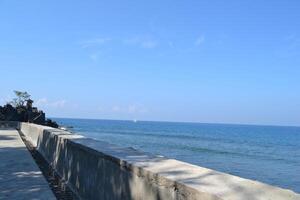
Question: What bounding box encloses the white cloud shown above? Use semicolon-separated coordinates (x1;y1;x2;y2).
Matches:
168;41;174;48
128;105;138;114
127;105;148;114
97;106;104;111
123;37;139;45
278;34;300;57
80;37;111;48
123;37;158;49
284;34;296;41
110;104;148;114
35;98;67;108
80;36;159;61
89;51;101;62
35;98;47;106
141;40;158;49
51;100;66;108
285;34;300;48
112;105;121;112
195;35;205;46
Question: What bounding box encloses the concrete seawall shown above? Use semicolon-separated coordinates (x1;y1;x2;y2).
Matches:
2;121;299;200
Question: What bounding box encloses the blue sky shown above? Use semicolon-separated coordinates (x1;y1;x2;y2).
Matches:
0;0;300;126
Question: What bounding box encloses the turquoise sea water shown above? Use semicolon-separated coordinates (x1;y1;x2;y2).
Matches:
54;118;300;193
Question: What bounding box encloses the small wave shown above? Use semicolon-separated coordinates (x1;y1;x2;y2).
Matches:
171;145;298;164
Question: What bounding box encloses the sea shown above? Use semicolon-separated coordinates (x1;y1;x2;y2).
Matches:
53;118;300;193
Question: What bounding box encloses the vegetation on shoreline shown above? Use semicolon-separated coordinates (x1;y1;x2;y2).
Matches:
0;91;59;128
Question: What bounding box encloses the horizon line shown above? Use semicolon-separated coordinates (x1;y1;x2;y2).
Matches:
49;116;300;129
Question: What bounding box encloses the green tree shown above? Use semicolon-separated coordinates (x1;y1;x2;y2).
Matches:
9;90;31;107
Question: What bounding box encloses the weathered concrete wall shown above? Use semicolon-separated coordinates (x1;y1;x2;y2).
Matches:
13;122;300;200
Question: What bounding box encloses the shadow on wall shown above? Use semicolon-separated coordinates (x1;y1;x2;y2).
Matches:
33;128;280;200
37;130;135;200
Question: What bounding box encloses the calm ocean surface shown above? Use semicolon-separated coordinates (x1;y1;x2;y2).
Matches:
54;118;300;193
